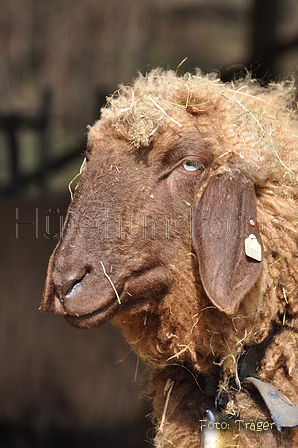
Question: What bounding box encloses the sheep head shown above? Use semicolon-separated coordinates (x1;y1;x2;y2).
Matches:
41;69;298;372
42;148;261;320
41;76;265;333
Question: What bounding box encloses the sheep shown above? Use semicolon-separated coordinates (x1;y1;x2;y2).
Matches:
40;69;298;448
0;195;148;448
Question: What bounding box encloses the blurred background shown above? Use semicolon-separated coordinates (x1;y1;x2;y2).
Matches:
0;0;297;446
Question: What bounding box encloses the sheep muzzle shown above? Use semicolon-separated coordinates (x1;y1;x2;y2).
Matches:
40;249;123;328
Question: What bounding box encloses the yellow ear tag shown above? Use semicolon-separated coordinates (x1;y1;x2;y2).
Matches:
245;234;262;262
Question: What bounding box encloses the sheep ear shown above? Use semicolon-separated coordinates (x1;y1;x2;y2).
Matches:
192;173;263;315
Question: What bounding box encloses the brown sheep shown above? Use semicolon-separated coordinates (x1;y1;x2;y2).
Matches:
40;69;298;447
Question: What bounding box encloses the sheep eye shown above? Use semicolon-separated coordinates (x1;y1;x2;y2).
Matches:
182;160;202;172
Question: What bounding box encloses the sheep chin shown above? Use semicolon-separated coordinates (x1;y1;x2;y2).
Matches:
64;298;120;330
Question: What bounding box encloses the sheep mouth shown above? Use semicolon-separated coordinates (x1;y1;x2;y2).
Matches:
64;297;120;330
44;265;171;330
50;269;127;329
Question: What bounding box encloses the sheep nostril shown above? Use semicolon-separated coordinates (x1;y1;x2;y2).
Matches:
66;275;86;297
55;267;91;301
